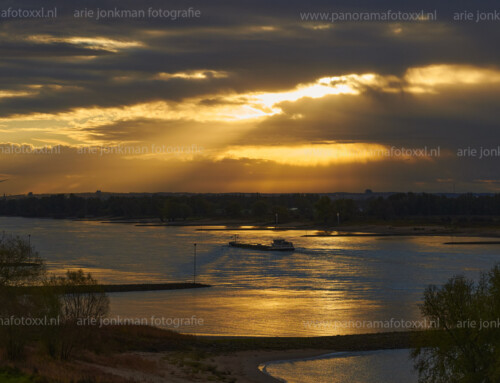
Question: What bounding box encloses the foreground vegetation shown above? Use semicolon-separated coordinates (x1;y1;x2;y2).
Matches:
0;324;415;383
0;234;111;377
412;264;500;382
0;367;35;383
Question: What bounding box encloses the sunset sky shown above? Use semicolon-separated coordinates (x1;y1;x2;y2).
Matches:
1;0;500;194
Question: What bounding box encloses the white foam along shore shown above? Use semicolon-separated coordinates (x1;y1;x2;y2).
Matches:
258;351;360;380
258;349;414;383
258;351;353;382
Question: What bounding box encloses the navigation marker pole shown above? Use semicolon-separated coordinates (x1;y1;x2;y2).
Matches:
193;243;197;285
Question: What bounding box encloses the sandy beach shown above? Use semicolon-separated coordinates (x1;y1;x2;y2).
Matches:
62;331;412;382
212;349;334;382
109;220;500;239
80;349;333;382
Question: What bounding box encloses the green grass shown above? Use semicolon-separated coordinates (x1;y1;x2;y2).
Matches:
164;351;235;382
0;367;34;383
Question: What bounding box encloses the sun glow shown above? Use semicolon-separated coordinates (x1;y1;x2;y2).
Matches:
0;74;378;135
0;90;36;98
155;70;229;80
242;74;379;115
405;65;500;87
3;65;500;148
217;142;396;166
27;35;143;52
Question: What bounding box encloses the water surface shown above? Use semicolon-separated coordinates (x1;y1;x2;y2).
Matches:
1;217;499;336
261;349;417;383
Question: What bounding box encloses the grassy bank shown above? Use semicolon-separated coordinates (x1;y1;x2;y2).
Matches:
87;325;414;354
0;368;34;383
0;326;420;382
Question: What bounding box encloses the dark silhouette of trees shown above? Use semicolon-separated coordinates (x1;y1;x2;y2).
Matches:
0;235;46;359
251;200;270;218
0;235;109;361
46;270;109;360
1;192;500;224
162;199;193;221
315;196;332;223
412;265;500;382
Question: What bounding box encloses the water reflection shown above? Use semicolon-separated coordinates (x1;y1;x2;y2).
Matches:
0;217;499;336
261;349;417;383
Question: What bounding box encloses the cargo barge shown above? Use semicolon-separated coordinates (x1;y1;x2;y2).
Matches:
228;238;295;251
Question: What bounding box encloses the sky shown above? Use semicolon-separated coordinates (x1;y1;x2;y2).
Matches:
1;0;500;194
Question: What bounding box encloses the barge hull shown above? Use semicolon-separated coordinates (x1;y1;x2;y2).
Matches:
228;242;294;251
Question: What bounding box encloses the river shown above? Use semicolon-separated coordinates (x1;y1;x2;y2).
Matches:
1;217;498;337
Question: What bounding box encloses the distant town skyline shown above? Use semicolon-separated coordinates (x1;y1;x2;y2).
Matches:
1;0;500;194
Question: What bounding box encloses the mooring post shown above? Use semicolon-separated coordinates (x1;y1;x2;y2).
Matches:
193;243;197;284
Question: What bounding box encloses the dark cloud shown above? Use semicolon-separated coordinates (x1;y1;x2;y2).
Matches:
1;0;500;193
82;118;190;142
243;82;500;149
2;0;500;116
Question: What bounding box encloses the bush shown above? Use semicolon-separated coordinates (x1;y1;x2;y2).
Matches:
0;234;109;361
45;270;109;360
412;265;500;382
0;235;46;360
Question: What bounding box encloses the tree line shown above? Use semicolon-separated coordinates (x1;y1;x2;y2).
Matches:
1;192;500;223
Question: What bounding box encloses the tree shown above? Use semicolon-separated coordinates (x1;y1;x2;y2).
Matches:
0;235;45;287
162;199;192;221
272;205;290;223
412;265;500;382
227;201;242;218
314;196;332;224
332;199;357;222
47;270;109;359
252;200;269;218
0;234;46;359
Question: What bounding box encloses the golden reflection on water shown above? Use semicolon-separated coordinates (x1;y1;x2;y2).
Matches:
2;217;500;336
110;287;383;336
262;349;417;383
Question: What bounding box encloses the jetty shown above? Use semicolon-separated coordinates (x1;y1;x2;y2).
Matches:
99;282;210;293
9;283;211;295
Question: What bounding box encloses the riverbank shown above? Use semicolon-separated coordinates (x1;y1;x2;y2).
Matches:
14;283;211;295
99;283;210;293
0;328;414;382
99;218;500;238
192;332;413;382
95;330;413;382
4;214;496;238
195;224;500;239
